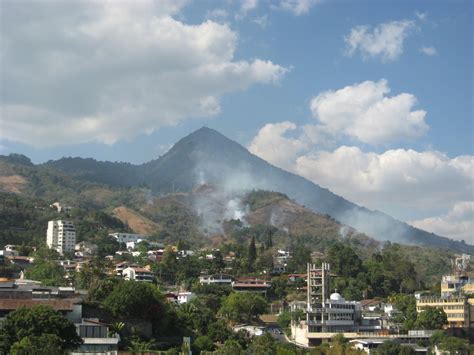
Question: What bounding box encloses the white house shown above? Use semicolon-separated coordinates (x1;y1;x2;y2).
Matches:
109;233;147;244
199;274;234;285
122;267;154;282
177;292;196;304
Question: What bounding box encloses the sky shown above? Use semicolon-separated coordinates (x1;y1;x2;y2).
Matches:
0;0;473;243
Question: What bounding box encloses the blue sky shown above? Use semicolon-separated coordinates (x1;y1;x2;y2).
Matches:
1;0;472;242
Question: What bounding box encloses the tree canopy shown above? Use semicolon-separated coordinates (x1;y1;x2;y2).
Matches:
1;305;82;354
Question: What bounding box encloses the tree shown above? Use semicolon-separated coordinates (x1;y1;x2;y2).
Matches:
1;305;82;353
10;334;64;355
216;340;243;355
103;281;167;321
247;333;276;355
414;307;447;330
219;292;267;323
375;341;415;355
326;242;363;278
193;335;214;353
388;294;418;332
248;236;257;269
24;259;66;286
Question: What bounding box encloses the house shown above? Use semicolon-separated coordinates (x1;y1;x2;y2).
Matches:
288;274;307;283
74;241;98;257
72;319;119;354
109;233;147;244
50;202;72;213
177;291;196;304
0;279;83;322
360;299;384;313
2;245;19;257
122;267;154;283
115;261;134;275
232;277;271;295
199;274;234;285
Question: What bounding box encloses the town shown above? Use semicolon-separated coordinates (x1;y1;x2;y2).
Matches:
0;210;472;354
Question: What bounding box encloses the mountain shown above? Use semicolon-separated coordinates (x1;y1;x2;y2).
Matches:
3;127;472;253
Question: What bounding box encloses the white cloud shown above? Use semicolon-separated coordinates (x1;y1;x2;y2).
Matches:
278;0;320;15
239;0;259;16
248;121;308;170
249;123;473;234
206;8;229;21
415;11;427;21
294;148;473;211
345;20;415;61
254;15;270;29
411;202;474;243
420;46;437;56
0;0;287;147
310;79;428;145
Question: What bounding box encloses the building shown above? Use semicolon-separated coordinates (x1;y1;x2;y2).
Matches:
109;233;147;244
199;274;234;285
232;277;271;295
441;274;470;298
416;296;469;329
122;267;154;283
0;278;83;322
47;220;76;254
74;241;98;257
72;319;119;354
177;292;196;304
50;202;72;213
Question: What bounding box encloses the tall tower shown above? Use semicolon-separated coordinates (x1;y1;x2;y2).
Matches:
47;220;76;254
307;262;330;306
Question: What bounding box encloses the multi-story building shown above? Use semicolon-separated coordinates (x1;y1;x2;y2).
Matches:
441;274;470;298
416;296;470;329
47;220;76;254
306;263;361;334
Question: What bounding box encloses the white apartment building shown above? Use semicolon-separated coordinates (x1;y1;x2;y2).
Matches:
47;220;76;254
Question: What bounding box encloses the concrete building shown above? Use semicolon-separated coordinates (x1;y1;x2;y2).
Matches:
199;274;234;285
416;296;470;329
109;233;147;244
232;277;271;295
441;274;470;298
47;220;76;254
177;292;196;304
122;267;154;283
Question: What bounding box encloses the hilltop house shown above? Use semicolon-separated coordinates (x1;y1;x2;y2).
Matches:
122;267;154;283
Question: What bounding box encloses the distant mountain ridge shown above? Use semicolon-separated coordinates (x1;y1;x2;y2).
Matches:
2;127;472;253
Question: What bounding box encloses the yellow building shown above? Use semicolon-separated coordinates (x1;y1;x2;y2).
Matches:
416;297;469;328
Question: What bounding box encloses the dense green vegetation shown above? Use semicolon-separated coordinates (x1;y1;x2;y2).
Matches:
1;305;83;354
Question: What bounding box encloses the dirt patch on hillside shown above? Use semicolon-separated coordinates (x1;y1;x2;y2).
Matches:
112;206;161;235
0;175;28;194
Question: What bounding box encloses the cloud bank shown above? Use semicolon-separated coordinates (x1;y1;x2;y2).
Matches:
249;80;473;242
0;0;287;147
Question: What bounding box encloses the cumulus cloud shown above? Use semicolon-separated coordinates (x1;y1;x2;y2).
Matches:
344;20;415;61
310;79;428;145
294;148;473;210
420;46;437;56
0;0;287;147
278;0;321;15
411;202;474;243
248;122;308;170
